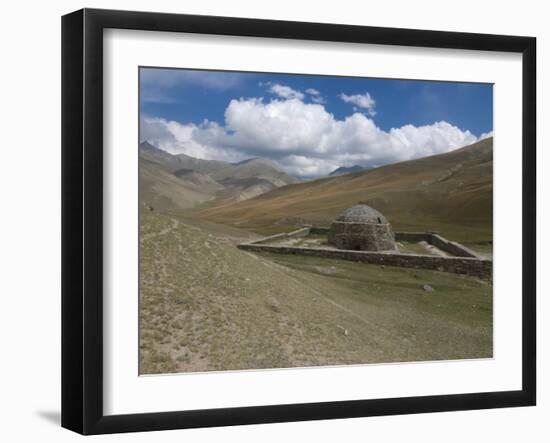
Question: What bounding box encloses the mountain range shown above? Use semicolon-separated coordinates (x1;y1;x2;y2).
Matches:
139;141;297;211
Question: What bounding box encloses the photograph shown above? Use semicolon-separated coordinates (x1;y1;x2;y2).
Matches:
0;0;543;439
138;67;494;375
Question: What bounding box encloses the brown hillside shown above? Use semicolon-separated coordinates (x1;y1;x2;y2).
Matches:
199;138;493;242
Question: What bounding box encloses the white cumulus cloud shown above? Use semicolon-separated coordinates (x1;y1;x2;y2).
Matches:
479;130;494;140
268;83;305;100
339;92;377;116
140;116;245;163
141;97;482;178
306;88;325;104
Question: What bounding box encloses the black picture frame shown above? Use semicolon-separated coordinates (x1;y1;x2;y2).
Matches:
61;8;536;435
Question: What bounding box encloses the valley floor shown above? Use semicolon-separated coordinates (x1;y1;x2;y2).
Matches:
139;209;493;375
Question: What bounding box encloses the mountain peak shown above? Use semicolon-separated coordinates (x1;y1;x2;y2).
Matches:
329;165;365;176
139;140;158;150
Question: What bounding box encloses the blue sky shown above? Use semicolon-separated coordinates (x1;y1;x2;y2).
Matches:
140;67;493;178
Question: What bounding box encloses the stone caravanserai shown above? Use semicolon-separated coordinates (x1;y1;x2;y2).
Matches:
328;204;397;252
238;202;492;280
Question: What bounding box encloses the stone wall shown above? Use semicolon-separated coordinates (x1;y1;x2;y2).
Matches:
328;221;396;251
394;232;432;243
309;226;330;235
395;232;479;258
429;234;480;258
238;243;492;280
241;227;491;280
253;227;310;244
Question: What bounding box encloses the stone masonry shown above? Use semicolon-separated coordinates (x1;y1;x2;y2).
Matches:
327;204;397;251
328;221;397;251
238;226;492;280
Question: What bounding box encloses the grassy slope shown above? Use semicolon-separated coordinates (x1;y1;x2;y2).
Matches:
199;138;493;242
140;210;492;374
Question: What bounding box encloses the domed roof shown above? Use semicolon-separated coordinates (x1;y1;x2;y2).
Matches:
334;204;388;224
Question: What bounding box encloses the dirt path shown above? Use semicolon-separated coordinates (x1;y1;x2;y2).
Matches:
252;253;378;328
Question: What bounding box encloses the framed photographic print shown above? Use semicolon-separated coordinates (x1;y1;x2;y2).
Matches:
61;8;536;435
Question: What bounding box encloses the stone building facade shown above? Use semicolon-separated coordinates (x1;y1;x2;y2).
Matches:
328;204;397;251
